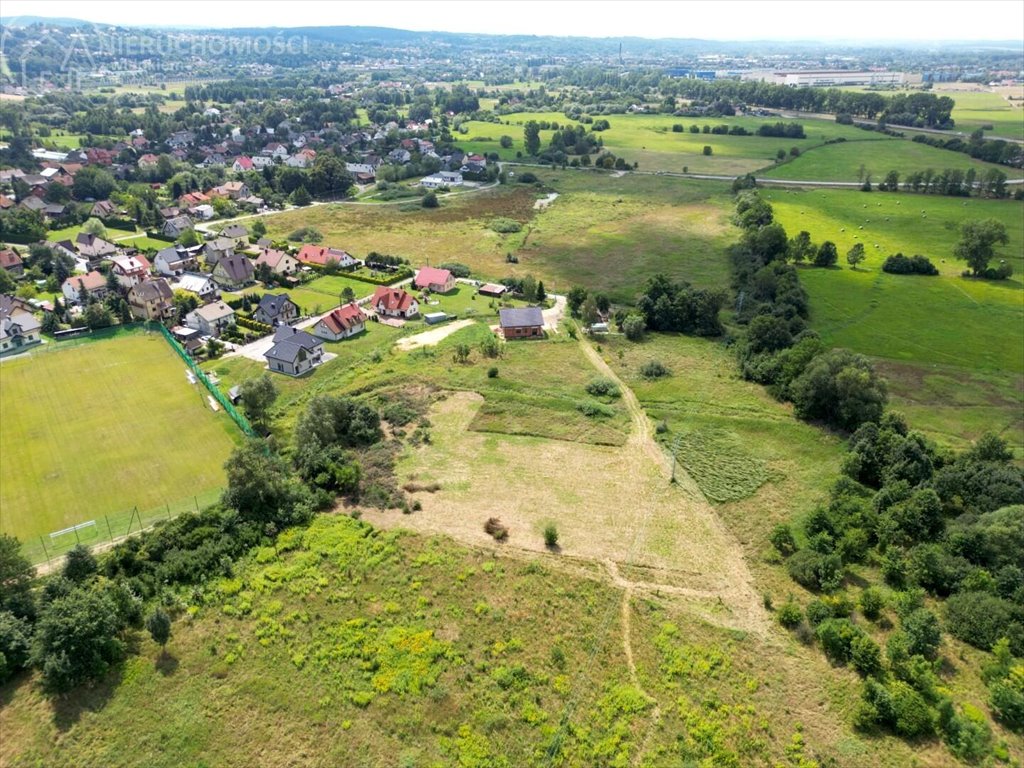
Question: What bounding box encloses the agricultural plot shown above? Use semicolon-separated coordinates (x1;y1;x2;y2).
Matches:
937;85;1024;140
0;329;239;550
283;274;383;315
763;136;1024;181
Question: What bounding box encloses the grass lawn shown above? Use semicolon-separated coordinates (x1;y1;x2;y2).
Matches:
0;329;240;558
763;137;1024;181
114;234;170;252
284;274;385;315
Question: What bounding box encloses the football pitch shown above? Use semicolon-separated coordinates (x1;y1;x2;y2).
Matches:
0;328;240;556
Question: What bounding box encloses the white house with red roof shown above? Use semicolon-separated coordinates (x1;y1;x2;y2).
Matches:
371;286;419;319
138;153;160;169
110;254;152;289
232;156;255;172
61;271;109;304
414;266;455;294
313;303;367;341
297;244;359;270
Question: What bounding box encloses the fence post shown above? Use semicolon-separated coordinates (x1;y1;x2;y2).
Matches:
73;526;80;544
39;536;51;567
195;496;199;512
105;514;114;542
166;503;172;520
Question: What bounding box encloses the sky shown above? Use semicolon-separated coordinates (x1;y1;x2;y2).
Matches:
2;0;1023;42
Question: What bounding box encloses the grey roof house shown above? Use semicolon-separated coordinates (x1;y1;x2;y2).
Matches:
264;326;324;376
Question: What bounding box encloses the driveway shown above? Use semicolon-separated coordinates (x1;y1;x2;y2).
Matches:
394;318;475;350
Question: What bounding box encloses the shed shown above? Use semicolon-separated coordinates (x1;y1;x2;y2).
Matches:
478;283;507;298
424;312;448;325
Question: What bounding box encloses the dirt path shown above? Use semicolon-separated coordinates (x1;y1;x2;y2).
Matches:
394;318;475;350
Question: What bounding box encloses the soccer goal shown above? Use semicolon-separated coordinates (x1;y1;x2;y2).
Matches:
47;520;100;553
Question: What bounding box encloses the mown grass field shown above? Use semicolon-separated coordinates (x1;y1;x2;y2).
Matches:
0;329;240;547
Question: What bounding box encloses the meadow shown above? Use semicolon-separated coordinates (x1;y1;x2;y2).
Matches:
257;173;736;303
769;188;1024;454
936;85;1024;140
763;137;1024;182
0;328;240;552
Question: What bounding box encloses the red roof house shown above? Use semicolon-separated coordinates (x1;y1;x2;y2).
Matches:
371;286;419;319
413;266;455;293
313;303;367;341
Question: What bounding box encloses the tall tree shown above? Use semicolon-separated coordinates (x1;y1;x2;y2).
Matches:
523;121;541;156
846;243;866;269
954;219;1009;276
240;374;278;429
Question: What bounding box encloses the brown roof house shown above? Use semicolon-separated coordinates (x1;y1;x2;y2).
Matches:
313;303;366;341
212;254;255;290
128;278;175;321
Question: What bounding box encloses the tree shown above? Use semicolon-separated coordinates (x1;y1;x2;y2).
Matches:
41;311;60;335
31;588;126;693
846;243;866;269
251;219;267;237
178;228;200;248
222;440;307;526
0;610;32;682
814;241;839;267
702;145;713;155
0;534;35;620
790;349;887;431
581;294;600;327
83;303;114;329
421;191;439;208
567;286;588;317
146;608;171;651
81;217;109;240
340;286;356;304
521;275;537;303
500;135;514;149
954;219;1009;276
543;523;559;548
524;121;541;156
290;185;312;206
901;608;942;660
63;545;97;583
240;374;278;429
171;290;199;323
622;313;646;341
747;315;792;353
535;281;546;302
72;166;115;201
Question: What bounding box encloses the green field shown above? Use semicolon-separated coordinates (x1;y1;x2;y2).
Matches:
763;137;1024;182
460;110;885;175
940;87;1024;140
770;188;1024;453
283;274;385;315
0;329;240;547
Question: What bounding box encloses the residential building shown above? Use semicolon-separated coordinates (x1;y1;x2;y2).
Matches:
254;248;301;277
127;278;175;321
313;303;366;341
371;286;418;319
61;271;108;304
185;301;236;337
204;237;236;267
264;326;324;376
296;244;358;269
254;293;299;326
75;232;118;262
499;307;545;339
0;310;42;354
0;248;23;276
174;272;218;300
212;254;255;289
154;244;202;277
414;266;456;294
162;215;194;239
110;254;152;289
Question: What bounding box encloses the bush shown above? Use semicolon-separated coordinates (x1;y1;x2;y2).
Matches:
945;592;1024;655
575;400;615;418
787;548;823;590
489;218;522;234
702;145;713;156
805;599;833;627
584;376;620;398
901;608;942;660
622;313;646;341
860;587;885;621
989;672;1024;732
421;192;439;208
769;524;797;556
487;367;498;378
851;634;884;677
816;618;864;664
287;226;322;243
882;253;939;276
639;359;669;379
777;601;803;629
543;524;559;548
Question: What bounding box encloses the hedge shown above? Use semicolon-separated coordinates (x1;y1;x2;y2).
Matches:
236;316;273;335
344;267;413;286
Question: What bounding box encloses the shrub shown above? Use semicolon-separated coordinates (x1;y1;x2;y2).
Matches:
622;313;646;341
584;376;620;398
769;524;797;556
901;608;942;660
777;601;803;629
989;671;1024;731
421;191;439;208
575;400;615;418
805;599;833;627
787;548;823;590
816;618;864;664
851;634;884;677
946;592;1024;655
882;253;939;276
543;524;559;548
489;218;522;234
639;359;669;379
702;145;712;156
287;226;322;243
487;366;498;378
484;518;509;542
859;587;885;621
